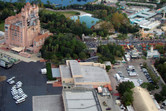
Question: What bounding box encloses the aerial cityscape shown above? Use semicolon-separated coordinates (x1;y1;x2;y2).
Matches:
0;0;166;111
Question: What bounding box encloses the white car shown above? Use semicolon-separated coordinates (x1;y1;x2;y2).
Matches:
13;95;20;100
18;91;24;96
9;80;15;85
11;90;18;96
16;81;23;88
11;85;17;90
7;76;15;83
21;94;28;98
17;88;23;92
15;97;25;104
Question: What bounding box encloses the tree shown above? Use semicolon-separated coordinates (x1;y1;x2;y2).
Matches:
47;0;50;5
116;81;134;95
41;33;88;63
116;81;134;106
122;90;133;106
154;93;164;102
160;85;166;97
106;65;111;72
79;52;86;60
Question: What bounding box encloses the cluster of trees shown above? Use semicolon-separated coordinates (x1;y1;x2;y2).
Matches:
143;62;159;85
72;4;139;34
155;45;166;55
141;82;158;91
39;9;115;37
117;33;128;40
0;1;25;24
40;33;88;64
44;3;139;34
116;81;135;106
154;57;166;82
39;9;92;37
155;85;166;102
97;43;124;63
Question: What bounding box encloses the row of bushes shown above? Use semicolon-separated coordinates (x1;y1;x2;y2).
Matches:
46;62;56;80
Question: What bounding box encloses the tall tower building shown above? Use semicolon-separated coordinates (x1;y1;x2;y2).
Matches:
4;3;51;53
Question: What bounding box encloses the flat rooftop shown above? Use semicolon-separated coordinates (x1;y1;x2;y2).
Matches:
52;68;61;78
69;60;82;77
74;66;110;83
60;65;72;78
147;50;160;56
63;90;102;111
33;95;64;111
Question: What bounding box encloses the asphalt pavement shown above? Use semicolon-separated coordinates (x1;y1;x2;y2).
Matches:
0;61;62;111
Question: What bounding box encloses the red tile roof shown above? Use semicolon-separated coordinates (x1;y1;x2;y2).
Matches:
104;84;112;91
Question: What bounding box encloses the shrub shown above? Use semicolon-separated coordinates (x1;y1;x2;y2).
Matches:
46;62;56;80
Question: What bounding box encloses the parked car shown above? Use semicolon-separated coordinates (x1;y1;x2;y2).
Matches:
106;107;111;110
16;81;23;88
15;98;25;104
9;80;15;85
7;76;15;83
13;95;20;100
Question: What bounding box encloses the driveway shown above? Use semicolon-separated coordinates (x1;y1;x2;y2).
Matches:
0;61;62;111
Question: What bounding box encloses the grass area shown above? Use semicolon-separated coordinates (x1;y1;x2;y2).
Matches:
43;10;80;18
82;10;94;14
0;22;4;31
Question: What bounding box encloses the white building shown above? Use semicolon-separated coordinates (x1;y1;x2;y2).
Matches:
147;46;160;58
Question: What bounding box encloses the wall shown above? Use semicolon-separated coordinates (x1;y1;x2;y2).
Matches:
62;78;74;84
74;81;111;86
79;62;106;69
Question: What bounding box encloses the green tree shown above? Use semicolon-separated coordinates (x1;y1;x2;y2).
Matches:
160;85;166;97
106;65;111;72
116;81;134;106
122;90;133;106
79;52;86;60
116;81;134;95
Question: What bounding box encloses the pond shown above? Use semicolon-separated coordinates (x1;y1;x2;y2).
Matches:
71;14;100;28
6;0;95;7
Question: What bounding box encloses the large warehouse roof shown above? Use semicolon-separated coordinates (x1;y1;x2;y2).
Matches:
63;90;102;111
74;65;110;83
33;95;64;111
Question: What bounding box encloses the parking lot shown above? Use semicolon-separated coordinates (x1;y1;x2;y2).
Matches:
0;61;62;111
111;59;149;86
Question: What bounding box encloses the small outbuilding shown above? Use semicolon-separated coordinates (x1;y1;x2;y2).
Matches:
41;68;47;74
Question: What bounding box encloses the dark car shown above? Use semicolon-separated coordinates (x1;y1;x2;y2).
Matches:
106;107;111;110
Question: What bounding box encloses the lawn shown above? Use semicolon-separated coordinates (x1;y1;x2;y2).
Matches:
43;10;79;18
0;22;4;31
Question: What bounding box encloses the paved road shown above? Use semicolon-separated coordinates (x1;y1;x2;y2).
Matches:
45;8;90;16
